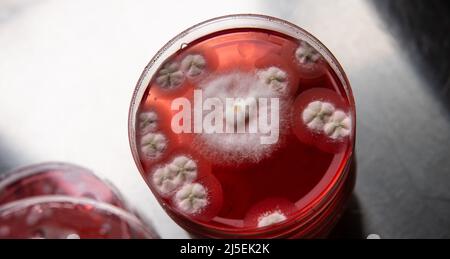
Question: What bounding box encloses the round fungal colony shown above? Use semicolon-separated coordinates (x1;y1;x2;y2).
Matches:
132;26;355;237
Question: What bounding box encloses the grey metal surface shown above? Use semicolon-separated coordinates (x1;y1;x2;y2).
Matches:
0;0;449;238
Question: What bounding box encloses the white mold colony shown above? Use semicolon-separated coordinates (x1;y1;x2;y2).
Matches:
302;101;351;140
140;132;167;159
295;40;322;66
156;62;184;89
138;53;210;161
138;106;169;161
139;111;158;135
152;155;198;195
323;110;351;139
150;155;210;216
181;54;206;77
257;67;289;95
173;183;209;215
302;101;335;131
193;70;290;165
156;54;207;89
257;210;287;227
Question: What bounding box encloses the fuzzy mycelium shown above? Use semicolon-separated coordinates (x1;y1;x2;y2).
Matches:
257;210;287;227
295;40;322;66
138;111;158;135
302;101;335;131
181;54;206;77
174;183;208;215
152;155;198;195
156;62;184;89
323;110;351;140
191;71;288;165
257;66;288;95
140;132;168;159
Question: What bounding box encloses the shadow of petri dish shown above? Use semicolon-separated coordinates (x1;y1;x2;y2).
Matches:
370;0;450;111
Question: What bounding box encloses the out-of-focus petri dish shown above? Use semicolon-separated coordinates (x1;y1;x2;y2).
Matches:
0;196;158;239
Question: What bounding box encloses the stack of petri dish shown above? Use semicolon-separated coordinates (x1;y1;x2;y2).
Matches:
0;162;158;239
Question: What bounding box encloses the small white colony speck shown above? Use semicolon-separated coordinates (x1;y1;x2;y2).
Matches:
257;210;287;228
139;111;158;135
323;110;351;139
257;67;288;95
295;40;322;65
140;132;167;159
152;156;198;195
302;101;335;131
65;233;81;239
181;54;206;77
174;183;208;215
156;62;184;89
